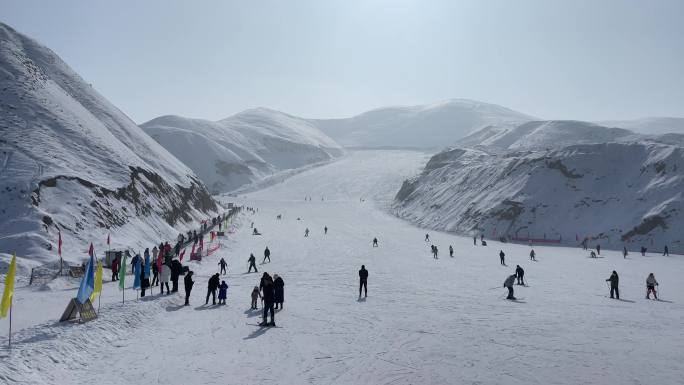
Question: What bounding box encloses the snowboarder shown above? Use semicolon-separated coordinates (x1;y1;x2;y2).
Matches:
218;280;228;305
606;271;619;299
184;271;194;305
425;233;430;242
499;250;506;266
372;238;378;247
503;274;516;300
111;256;119;281
251;286;261;309
263;247;271;263
305;228;310;237
247;253;258;273
646;273;659;300
596;244;601;255
274;274;284;310
515;265;525;285
218;258;227;274
529;249;536;261
449;245;454;257
206;273;220;305
260;274;276;326
160;263;171;295
623;247;628;259
359;265;368;298
663;245;669;256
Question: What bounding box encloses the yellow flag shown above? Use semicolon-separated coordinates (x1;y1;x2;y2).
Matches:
90;261;103;303
1;253;17;318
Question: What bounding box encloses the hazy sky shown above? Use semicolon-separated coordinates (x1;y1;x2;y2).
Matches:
2;0;683;123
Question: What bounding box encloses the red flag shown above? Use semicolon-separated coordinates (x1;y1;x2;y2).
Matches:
190;242;196;259
58;231;62;257
88;242;94;257
179;248;186;262
107;233;110;246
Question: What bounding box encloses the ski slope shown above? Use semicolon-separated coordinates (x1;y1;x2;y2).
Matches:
2;150;684;385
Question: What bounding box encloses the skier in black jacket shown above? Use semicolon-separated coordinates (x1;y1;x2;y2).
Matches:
206;273;220;305
260;273;276;326
273;274;284;309
515;265;525;285
499;250;506;266
184;271;194;306
606;271;619;299
359;265;368;298
170;259;183;292
263;247;271;263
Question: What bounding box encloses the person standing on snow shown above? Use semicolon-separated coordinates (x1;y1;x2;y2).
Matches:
206;273;220;305
529;249;536;261
596;244;601;255
111;255;119;281
425;233;430;242
473;235;477;246
218;258;227;274
623;247;628;259
663;245;669;256
251;286;261;309
640;246;647;256
160;263;171;295
646;273;659;300
151;259;159;286
372;238;378;247
324;226;328;235
263;247;271;263
218;280;229;305
499;250;506;266
515;265;525;285
184;271;194;305
170;259;182;292
449;245;454;257
260;273;276;326
247;253;258;273
606;271;619;299
273;274;285;309
358;265;369;298
305;228;310;237
504;274;517;300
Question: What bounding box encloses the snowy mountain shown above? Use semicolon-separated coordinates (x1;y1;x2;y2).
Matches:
141;108;344;193
394;143;684;250
598;117;684;135
0;23;217;268
312;99;536;149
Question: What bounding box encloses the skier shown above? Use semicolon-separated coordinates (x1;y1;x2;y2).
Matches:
218;280;228;305
184;271;194;306
425;233;430;242
449;245;454;258
274;274;285;310
111;255;119;281
151;259;159;286
606;271;619;299
160;263;171;295
623;247;628;259
529;249;536;261
324;226;328;235
359;265;369;298
170;259;182;292
596;244;601;255
247;253;258;273
372;238;378;247
515;265;525;285
305;228;310;237
473;235;477;246
503;273;517;300
499;250;506;266
263;247;271;263
663;245;669;256
590;250;597;258
218;257;227;274
581;238;588;251
252;228;260;236
260;274;276;326
640;246;647;256
646;273;659;300
206;273;220;305
251;286;261;309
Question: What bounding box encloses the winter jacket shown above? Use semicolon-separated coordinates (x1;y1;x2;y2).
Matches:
503;275;515;288
606;273;619;287
160;265;171;283
111;258;119;273
208;274;220;290
184;273;194;291
218;282;228;300
264;248;270;257
516;266;524;277
359;268;368;281
274;277;284;303
261;279;275;302
646;276;658;287
170;260;183;280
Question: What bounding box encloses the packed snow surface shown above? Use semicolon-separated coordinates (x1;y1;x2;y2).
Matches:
2;150;684;385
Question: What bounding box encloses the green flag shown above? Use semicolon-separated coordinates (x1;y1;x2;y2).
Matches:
118;255;127;290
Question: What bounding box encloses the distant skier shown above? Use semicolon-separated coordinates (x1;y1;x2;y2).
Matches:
623;247;628;259
372;238;378;247
263;247;271;263
499;250;506;266
473;235;477;246
596;244;601;255
425;233;430;242
305;228;310;237
251;286;261;309
640;246;647;256
247;253;258;273
449;245;454;257
359;265;369;298
324;226;328;235
111;256;119;281
503;274;517;300
646;273;659;300
590;250;597;258
206;273;220;305
663;245;669;256
606;271;619;299
218;257;227;274
218;280;228;305
184;271;194;306
581;238;588;250
529;249;536;261
515;265;525;285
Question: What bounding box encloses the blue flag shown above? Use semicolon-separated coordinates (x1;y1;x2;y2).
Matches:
144;254;151;278
76;253;95;304
133;255;141;289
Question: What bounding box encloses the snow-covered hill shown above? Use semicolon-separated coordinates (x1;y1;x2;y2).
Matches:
599;117;684;135
312;99;536;149
0;23;217;268
394;143;684;250
141;108;344;194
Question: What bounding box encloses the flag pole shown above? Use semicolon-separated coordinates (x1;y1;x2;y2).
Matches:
98;291;101;314
8;304;12;348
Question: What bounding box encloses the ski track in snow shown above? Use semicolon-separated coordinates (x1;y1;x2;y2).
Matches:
2;150;684;385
